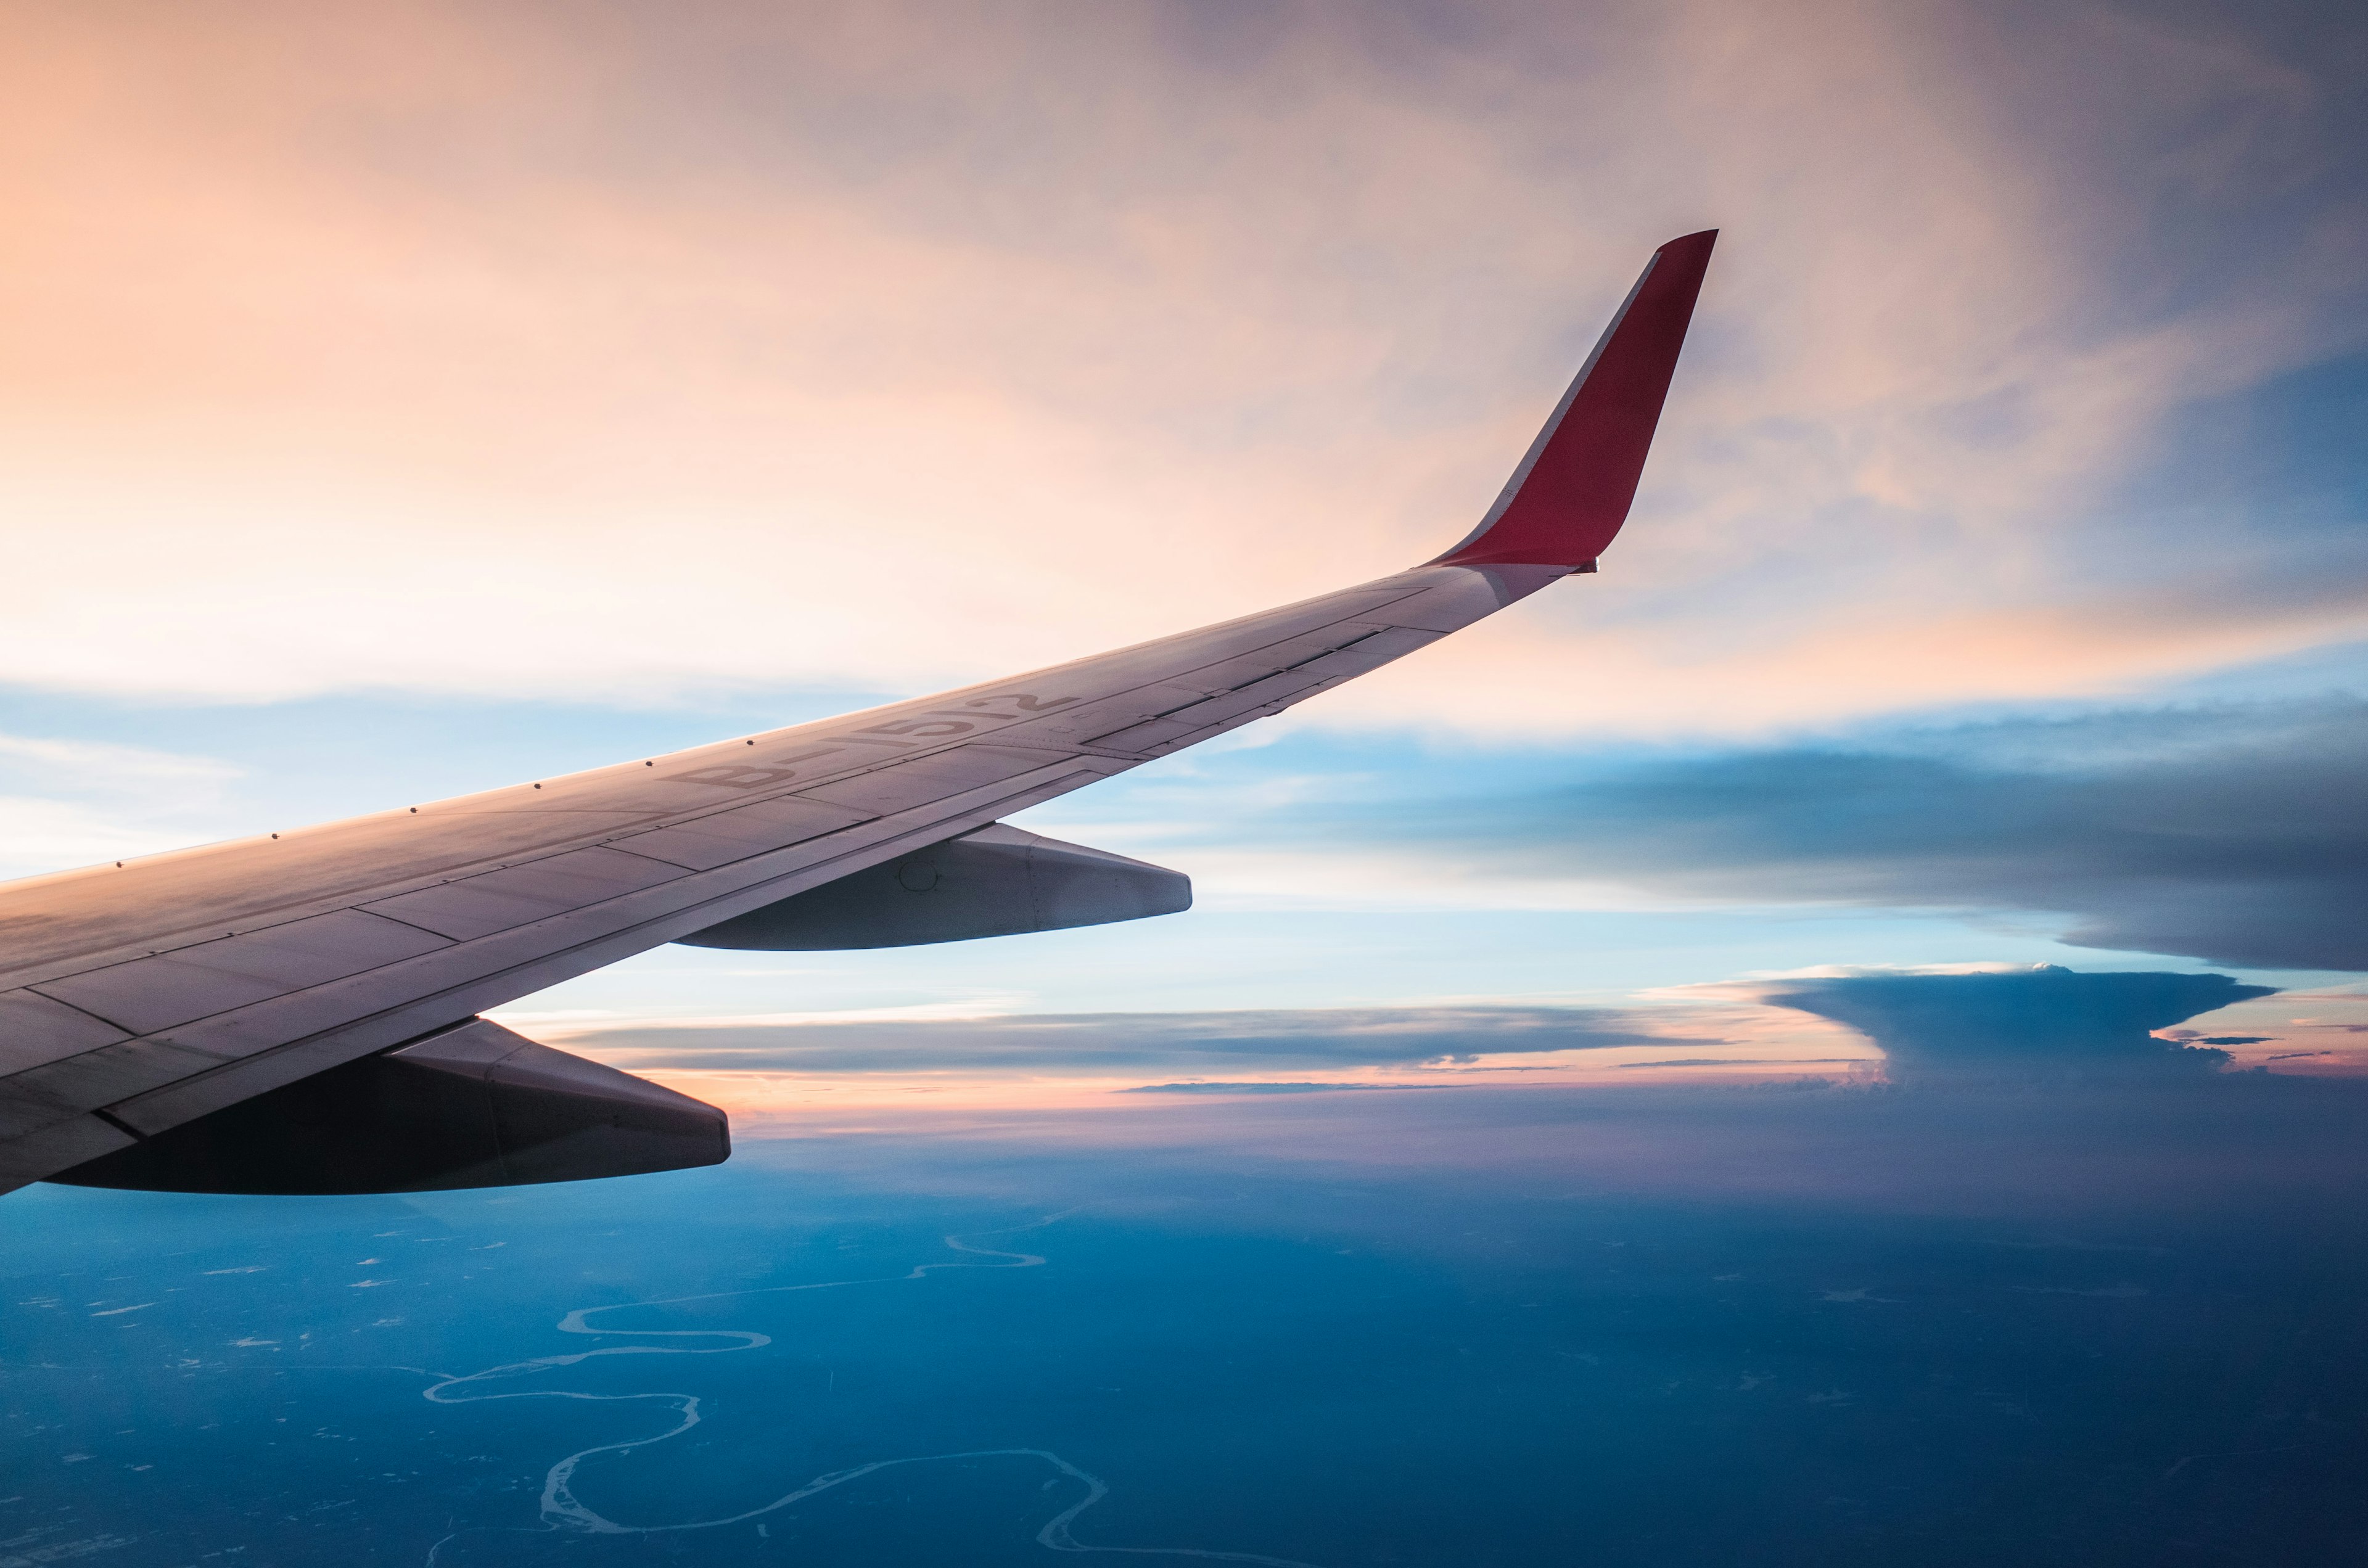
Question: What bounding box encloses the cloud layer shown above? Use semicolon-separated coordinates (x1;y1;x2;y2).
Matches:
2;0;2362;734
1760;965;2271;1083
549;967;2302;1095
1287;699;2368;971
557;1004;1702;1075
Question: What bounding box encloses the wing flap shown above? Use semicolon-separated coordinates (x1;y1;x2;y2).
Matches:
2;1036;236;1136
0;990;131;1077
30;909;453;1036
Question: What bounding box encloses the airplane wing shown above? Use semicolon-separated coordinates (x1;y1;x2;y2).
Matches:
0;229;1716;1197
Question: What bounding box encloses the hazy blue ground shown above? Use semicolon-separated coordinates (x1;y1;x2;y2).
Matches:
6;1080;2366;1567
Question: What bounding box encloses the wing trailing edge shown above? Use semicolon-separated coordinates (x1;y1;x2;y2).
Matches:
1428;229;1716;570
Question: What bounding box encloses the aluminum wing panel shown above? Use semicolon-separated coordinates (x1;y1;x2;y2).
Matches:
30;909;456;1035
609;796;876;872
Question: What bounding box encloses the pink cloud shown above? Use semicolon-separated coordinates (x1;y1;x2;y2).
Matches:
1;1;2356;729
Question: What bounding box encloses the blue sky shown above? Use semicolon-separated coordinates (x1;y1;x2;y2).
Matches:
1;0;2362;1093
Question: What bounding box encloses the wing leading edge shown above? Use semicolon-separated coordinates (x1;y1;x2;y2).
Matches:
0;230;1716;1196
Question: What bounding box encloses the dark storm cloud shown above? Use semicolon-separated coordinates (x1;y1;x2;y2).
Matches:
1371;699;2368;971
1761;966;2272;1083
568;1006;1700;1074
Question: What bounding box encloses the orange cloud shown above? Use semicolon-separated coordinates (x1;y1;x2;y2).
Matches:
1;1;2356;730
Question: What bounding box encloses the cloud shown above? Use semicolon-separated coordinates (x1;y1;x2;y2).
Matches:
1121;1082;1408;1096
1618;1057;1864;1070
0;731;243;877
0;1;2361;734
556;1004;1702;1075
719;1050;2368;1232
1326;699;2368;971
1759;965;2271;1083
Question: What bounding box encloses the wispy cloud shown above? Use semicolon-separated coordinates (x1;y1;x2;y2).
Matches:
1206;699;2368;971
0;731;242;877
1;1;2359;734
557;1004;1714;1076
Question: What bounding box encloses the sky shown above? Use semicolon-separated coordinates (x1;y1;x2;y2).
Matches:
2;0;2364;1106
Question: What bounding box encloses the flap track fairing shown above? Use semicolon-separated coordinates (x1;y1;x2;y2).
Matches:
51;1019;727;1195
676;822;1190;950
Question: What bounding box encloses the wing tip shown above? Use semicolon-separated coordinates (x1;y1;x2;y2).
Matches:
1427;228;1717;572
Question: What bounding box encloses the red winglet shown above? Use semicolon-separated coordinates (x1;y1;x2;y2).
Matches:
1429;229;1716;570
